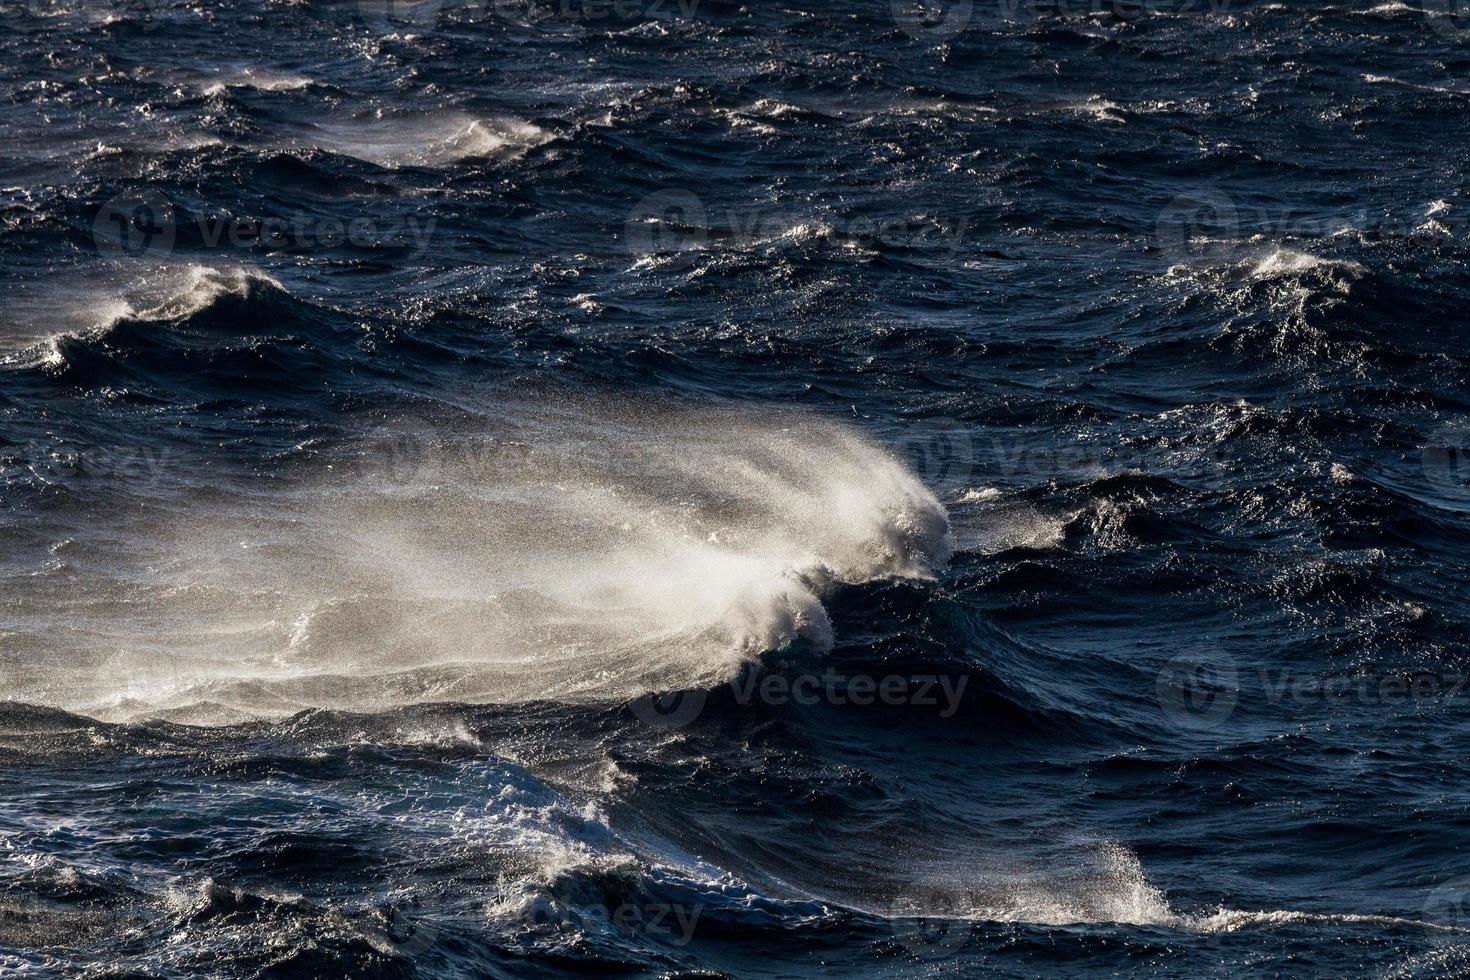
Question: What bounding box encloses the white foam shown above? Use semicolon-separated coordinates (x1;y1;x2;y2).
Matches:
306;113;550;168
122;264;282;322
951;504;1065;555
987;843;1174;927
1359;73;1470;97
883;842;1469;935
1190;906;1464;934
1070;97;1125;124
884;843;1172;929
8;264;278;369
2;286;129;365
50;404;949;719
201;69;312;96
1250;248;1364;278
750;219;837;249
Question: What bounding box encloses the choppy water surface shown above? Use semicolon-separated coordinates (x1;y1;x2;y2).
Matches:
3;0;1470;976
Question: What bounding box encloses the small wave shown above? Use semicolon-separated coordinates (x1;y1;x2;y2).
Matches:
1191;907;1466;934
1362;73;1470;97
26;265;331;396
1250;248;1365;279
880;842;1464;935
880;843;1171;930
200;69;313;96
1070;97;1126;124
25;265;285;371
749;219;837;249
952;505;1066;555
110;265;285;325
305;112;551;168
1169;244;1368;285
2;276;133;363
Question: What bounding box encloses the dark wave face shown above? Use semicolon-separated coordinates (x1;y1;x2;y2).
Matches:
4;0;1470;976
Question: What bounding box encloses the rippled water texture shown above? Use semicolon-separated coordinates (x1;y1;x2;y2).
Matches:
3;0;1470;976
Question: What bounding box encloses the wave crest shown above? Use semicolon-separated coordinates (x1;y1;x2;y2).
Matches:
43;402;949;720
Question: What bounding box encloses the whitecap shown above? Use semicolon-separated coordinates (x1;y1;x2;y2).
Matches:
200;69;313;96
1249;248;1364;279
6;264;278;368
305;112;550;168
52;403;950;719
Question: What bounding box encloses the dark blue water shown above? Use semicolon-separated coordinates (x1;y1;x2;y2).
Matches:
4;0;1470;976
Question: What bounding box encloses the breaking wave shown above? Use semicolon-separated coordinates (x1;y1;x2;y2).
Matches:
26;402;949;721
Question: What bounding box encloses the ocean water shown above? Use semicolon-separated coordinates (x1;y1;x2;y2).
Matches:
3;0;1470;976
